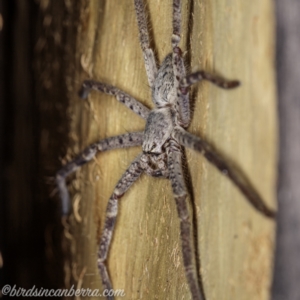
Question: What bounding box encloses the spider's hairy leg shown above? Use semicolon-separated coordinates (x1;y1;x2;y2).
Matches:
167;140;204;300
56;132;144;215
79;80;150;120
173;127;276;218
172;0;181;48
134;0;157;88
98;155;144;300
171;0;191;127
180;71;240;92
173;47;190;128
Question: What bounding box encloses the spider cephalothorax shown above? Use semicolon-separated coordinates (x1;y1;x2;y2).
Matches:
56;1;276;299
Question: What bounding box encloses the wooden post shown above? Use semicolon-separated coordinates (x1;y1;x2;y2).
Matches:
37;0;277;299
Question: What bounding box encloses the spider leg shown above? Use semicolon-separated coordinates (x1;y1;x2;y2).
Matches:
172;0;239;127
167;140;204;300
79;80;150;120
56;132;144;215
173;47;190;128
174;68;240;128
134;0;158;88
173;127;276;218
180;71;240;92
98;154;144;300
172;0;181;48
171;0;191;128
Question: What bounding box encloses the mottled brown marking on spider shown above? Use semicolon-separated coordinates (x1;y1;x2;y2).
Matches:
56;1;276;299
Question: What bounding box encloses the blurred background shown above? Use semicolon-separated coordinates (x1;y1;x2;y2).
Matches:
0;0;70;295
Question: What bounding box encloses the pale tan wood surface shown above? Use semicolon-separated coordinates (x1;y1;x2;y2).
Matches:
58;1;277;299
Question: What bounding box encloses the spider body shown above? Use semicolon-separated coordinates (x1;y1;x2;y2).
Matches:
56;1;276;299
141;55;186;177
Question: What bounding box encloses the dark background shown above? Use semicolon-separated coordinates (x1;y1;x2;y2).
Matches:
0;0;48;290
0;0;299;299
0;0;71;296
